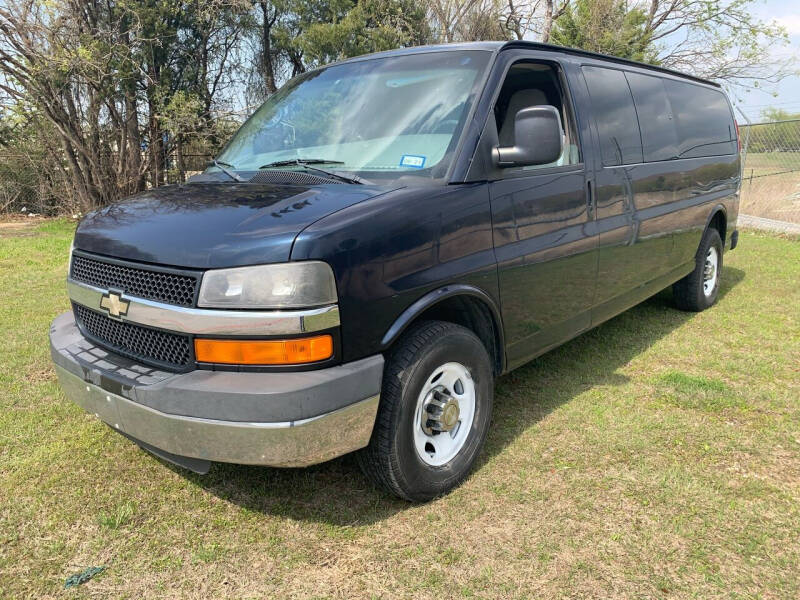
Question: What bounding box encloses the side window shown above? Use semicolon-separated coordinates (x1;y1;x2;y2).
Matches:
664;79;737;158
625;72;679;162
582;66;643;166
494;61;581;171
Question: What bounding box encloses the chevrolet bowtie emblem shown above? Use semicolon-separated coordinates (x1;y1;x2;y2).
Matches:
100;291;130;318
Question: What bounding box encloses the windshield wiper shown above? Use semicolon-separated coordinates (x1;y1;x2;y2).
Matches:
258;158;364;185
260;158;345;167
209;159;244;182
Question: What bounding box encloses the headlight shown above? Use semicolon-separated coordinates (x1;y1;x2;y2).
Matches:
198;262;337;309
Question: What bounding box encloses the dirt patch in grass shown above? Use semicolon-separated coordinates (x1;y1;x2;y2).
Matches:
740;170;800;224
0;220;44;237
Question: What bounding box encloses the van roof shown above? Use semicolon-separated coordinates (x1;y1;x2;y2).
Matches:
338;41;721;89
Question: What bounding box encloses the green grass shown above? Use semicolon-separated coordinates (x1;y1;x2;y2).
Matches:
1;221;799;598
743;151;800;176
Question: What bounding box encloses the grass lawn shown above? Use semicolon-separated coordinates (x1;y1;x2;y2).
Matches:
743;152;800;177
1;220;799;599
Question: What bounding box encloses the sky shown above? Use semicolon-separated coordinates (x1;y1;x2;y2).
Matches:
732;0;800;123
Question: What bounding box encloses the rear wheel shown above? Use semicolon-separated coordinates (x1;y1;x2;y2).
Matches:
673;226;723;311
357;320;493;502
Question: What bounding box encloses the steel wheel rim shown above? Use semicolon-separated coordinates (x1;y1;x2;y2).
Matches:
703;246;719;297
413;362;476;467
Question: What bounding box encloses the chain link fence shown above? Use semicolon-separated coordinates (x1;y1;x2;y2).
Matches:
0;172;38;213
165;153;214;184
739;119;800;225
0;152;67;216
0;151;215;216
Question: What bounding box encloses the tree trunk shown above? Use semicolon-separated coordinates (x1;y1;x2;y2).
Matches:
542;0;555;43
124;86;144;192
260;1;277;94
176;134;185;183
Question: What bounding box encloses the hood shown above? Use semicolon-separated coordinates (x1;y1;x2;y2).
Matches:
74;182;395;269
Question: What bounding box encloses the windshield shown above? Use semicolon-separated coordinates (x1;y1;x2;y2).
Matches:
212;50;492;182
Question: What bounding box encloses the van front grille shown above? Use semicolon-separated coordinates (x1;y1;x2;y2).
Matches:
73;304;192;371
71;253;199;307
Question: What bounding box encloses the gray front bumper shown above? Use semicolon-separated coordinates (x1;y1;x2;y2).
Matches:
50;311;383;468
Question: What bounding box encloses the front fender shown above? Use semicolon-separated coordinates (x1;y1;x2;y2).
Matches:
379;284;506;371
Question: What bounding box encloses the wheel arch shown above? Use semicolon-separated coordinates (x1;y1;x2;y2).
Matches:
380;285;506;375
705;204;728;245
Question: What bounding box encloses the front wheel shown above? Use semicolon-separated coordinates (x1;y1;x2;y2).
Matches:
357;321;493;502
673;226;723;311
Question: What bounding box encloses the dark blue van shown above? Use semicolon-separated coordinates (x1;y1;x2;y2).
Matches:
51;42;740;501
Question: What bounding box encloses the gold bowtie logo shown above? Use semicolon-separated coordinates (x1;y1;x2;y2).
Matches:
100;291;130;318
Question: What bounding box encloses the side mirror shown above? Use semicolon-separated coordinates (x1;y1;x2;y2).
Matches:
494;105;564;168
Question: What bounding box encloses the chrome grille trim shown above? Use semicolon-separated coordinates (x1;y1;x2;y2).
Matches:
67;278;340;336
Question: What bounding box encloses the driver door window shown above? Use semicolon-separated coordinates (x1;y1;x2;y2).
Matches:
494;62;581;172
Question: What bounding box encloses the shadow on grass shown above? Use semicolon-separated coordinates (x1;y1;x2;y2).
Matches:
163;267;745;526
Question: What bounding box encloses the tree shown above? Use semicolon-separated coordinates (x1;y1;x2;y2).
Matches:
0;103;70;214
427;0;511;43
0;1;145;208
247;0;430;106
744;108;800;153
299;0;430;66
551;0;656;62
547;0;793;89
0;0;251;210
640;0;792;86
761;109;800;123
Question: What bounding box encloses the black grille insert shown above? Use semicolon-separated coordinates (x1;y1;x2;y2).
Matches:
71;254;199;307
73;304;192;370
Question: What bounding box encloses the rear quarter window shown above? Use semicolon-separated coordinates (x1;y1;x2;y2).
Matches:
582;66;643;166
663;79;737;159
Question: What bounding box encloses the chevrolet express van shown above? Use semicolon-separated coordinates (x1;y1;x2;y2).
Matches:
51;41;740;501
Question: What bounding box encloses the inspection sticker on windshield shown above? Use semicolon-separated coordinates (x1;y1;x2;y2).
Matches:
399;155;426;169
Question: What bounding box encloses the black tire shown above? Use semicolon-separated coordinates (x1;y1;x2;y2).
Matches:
673;226;723;311
356;320;493;502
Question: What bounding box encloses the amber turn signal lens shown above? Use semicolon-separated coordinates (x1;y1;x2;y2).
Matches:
194;335;333;365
